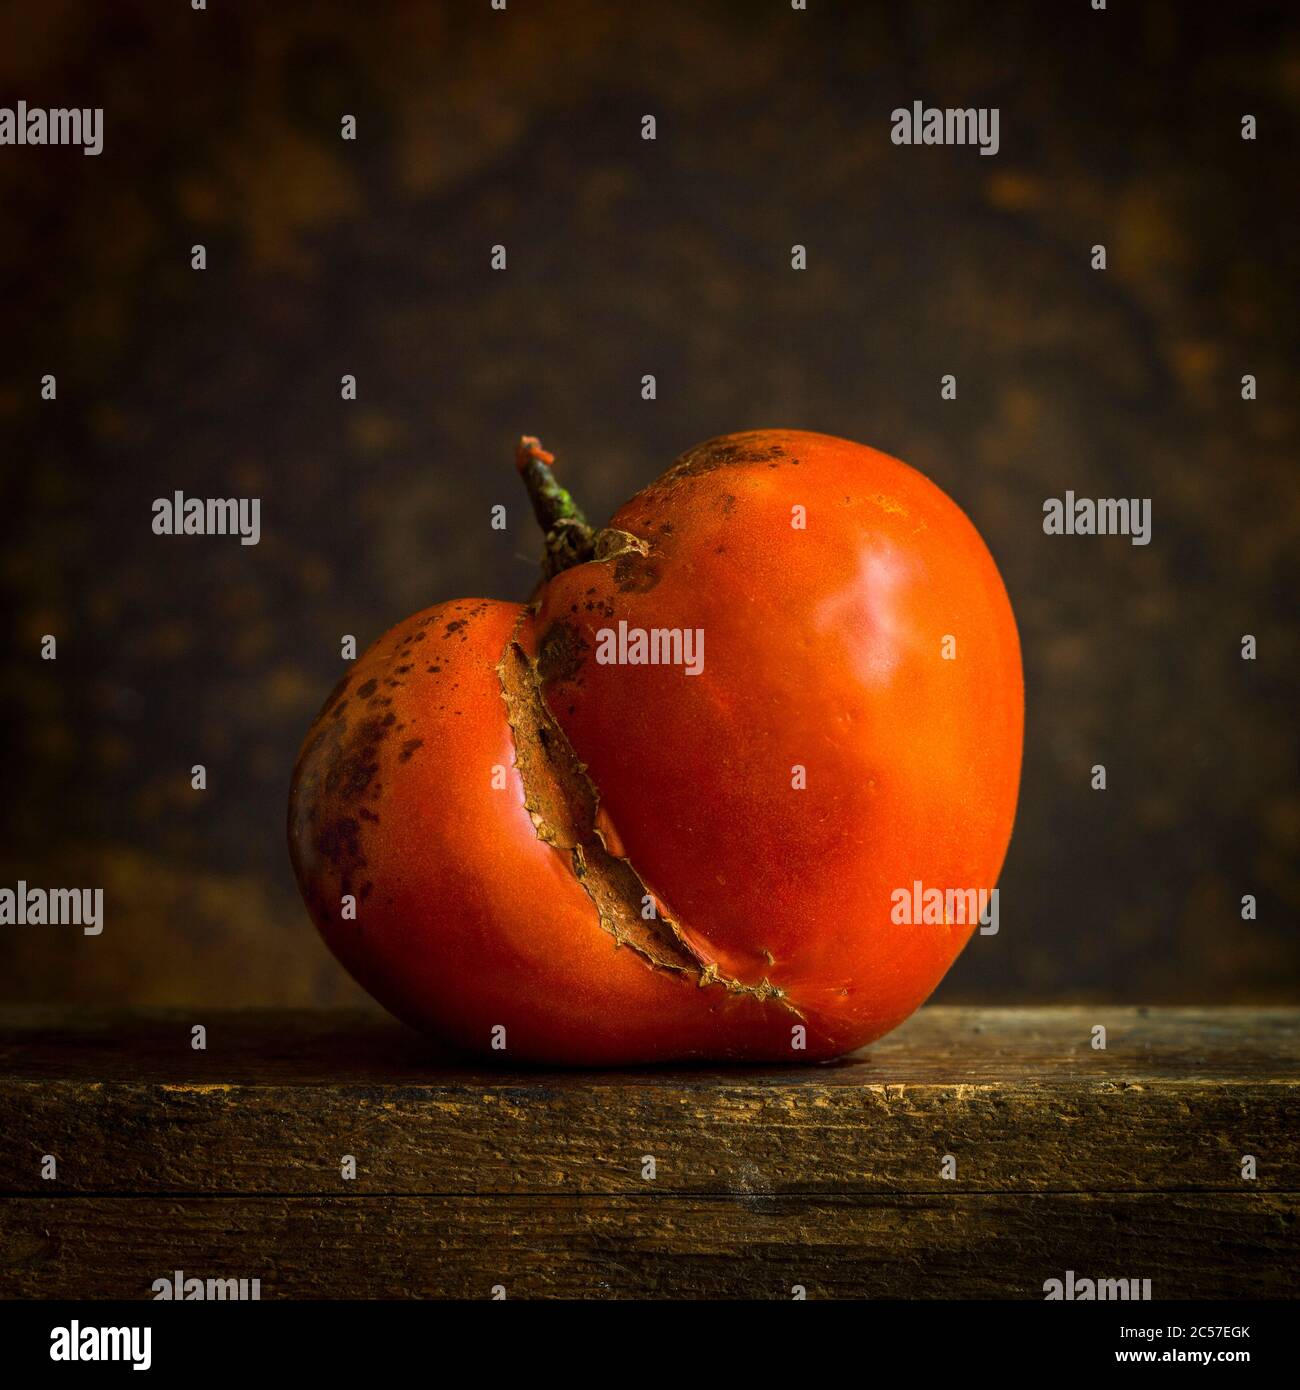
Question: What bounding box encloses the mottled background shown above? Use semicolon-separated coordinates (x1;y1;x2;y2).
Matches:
1;0;1297;1010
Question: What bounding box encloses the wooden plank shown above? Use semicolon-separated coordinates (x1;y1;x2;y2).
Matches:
4;1005;1297;1083
5;1072;1293;1196
0;1193;1293;1300
0;1007;1295;1196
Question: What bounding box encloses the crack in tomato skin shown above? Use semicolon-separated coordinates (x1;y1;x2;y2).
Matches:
496;611;804;1017
287;596;820;1063
593;528;650;560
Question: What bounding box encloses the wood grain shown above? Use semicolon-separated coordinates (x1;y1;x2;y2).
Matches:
2;1007;1295;1297
1;1194;1293;1300
1;1007;1295;1196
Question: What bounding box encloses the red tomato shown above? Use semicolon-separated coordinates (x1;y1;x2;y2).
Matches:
289;431;1022;1062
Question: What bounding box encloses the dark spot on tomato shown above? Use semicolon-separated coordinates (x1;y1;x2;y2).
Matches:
398;738;424;763
321;714;393;803
357;679;378;699
334;748;379;800
537;620;589;683
315;816;364;875
667;434;786;479
613;551;661;593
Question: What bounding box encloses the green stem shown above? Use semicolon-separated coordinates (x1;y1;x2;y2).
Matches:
516;436;597;577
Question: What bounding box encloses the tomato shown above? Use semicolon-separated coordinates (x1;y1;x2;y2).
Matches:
288;431;1022;1063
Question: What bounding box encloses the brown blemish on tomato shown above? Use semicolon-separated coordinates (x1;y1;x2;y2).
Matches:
664;433;786;480
536;620;589;684
314;814;365;883
612;551;660;593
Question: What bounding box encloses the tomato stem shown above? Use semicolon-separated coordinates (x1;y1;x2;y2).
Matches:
516;436;597;577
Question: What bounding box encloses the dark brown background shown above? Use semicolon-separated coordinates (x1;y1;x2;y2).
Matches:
1;0;1296;1010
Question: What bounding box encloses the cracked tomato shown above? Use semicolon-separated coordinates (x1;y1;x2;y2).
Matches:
288;431;1022;1063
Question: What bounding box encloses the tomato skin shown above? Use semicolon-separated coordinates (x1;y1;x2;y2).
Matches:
288;430;1022;1062
532;430;1023;1054
287;598;800;1063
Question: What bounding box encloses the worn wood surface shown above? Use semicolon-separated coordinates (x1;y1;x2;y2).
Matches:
1;1007;1296;1298
2;1006;1295;1195
3;1195;1296;1300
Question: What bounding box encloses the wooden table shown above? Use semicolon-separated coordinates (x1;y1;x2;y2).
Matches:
1;1006;1295;1299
